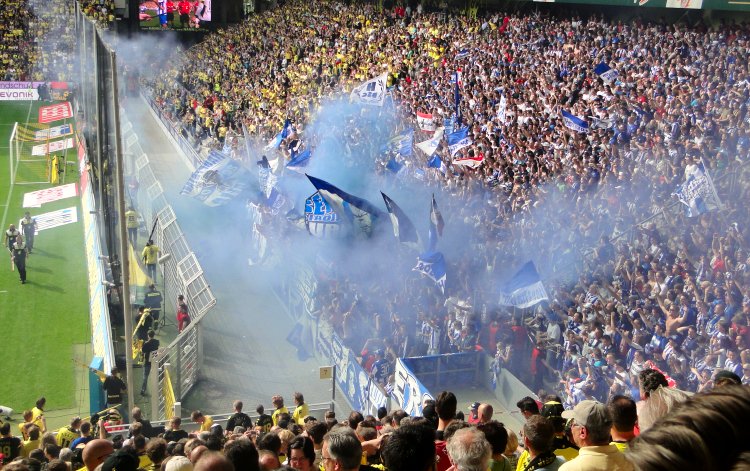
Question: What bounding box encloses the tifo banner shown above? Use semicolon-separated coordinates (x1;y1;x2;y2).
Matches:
33;124;73;141
35;207;78;231
32;137;75;156
181;150;251;206
39;102;73;124
392;359;433;416
22;183;78;207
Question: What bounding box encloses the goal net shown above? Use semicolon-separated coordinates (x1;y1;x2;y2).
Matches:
9;122;75;185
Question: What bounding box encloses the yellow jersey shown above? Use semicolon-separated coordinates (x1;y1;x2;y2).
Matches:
292;403;309;425
199;415;214;432
271;406;288;426
20;438;40;458
142;245;159;264
56;426;79;448
31;407;45;432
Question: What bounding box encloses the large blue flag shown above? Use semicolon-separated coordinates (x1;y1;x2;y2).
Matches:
446;126;472;156
381;192;420;249
414;251;447;294
287;148;312;173
561;110;589;134
181;150;251;206
264;118;292;150
428;194;444;252
306;175;384;237
673;165;721;217
497;261;549;308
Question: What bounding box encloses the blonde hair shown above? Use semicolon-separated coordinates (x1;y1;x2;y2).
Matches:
504;427;518;455
277;429;295;448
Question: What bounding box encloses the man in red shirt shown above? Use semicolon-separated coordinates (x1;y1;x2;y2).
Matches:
166;0;178;27
177;0;191;28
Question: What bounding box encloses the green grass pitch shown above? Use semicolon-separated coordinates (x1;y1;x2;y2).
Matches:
0;100;90;417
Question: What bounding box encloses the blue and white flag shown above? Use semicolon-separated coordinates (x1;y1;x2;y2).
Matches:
306;175;384;237
561;110;589;134
417;126;445;157
381;192;420;249
455;48;470;60
674;165;721;217
414;251;447;294
446;126;472;156
264;119;291;150
181;151;252;206
304;191;343;239
350;72;389;106
427;154;448;175
428;194;444;252
594;62;618;83
497;261;549;308
382;128;414;157
286;148;312;173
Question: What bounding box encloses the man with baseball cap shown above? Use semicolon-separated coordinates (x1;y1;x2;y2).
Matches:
467;402;481;424
559;400;633;471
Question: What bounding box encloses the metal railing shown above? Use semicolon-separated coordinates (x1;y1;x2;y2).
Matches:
120;113;217;420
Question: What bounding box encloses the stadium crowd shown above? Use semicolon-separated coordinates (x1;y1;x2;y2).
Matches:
2;383;748;471
144;0;750;408
0;0;89;82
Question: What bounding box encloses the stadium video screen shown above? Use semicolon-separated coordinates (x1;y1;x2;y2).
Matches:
139;0;211;31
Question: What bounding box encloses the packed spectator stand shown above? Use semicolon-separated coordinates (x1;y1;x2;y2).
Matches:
4;0;750;469
145;0;750;408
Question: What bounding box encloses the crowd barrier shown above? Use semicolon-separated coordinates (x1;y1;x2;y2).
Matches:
119;112;217;420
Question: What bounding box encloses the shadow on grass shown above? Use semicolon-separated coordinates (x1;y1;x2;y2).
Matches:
27;281;65;293
32;249;66;260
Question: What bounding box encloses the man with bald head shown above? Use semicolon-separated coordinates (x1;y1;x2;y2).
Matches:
82;439;114;471
194;452;235;471
478;403;494;424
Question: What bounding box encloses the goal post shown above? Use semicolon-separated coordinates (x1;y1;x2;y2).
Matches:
9;122;53;185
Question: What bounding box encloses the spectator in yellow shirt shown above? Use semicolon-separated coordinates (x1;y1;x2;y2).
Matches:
191;410;214;432
292;392;309;426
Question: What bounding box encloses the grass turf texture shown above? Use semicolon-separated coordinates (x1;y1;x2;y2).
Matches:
0;101;89;415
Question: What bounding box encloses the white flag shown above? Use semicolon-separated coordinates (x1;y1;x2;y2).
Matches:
416;127;444;156
350;73;389;106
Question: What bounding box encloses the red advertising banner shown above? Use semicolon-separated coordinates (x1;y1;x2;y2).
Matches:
39;102;73;124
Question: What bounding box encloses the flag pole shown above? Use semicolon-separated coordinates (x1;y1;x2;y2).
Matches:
699;156;723;211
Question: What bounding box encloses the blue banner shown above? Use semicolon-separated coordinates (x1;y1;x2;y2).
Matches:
392;359;434;416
